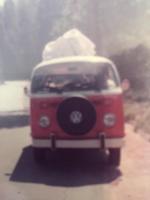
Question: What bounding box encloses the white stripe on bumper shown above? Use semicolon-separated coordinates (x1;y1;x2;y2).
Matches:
32;138;125;149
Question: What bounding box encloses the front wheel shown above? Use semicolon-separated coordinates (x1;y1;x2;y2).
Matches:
108;148;121;167
33;147;46;164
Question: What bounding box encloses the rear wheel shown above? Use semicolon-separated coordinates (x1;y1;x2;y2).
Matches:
33;148;46;164
108;148;121;167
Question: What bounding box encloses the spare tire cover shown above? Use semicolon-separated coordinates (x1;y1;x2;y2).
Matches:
57;97;96;135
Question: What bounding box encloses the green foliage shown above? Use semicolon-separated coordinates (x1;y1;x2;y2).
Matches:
111;44;150;90
0;0;150;82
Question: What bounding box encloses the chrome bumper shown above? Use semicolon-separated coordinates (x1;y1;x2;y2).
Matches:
32;135;125;149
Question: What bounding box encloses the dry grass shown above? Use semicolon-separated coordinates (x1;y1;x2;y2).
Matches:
124;99;150;136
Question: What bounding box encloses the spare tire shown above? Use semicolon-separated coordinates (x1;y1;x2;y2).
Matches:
57;97;96;136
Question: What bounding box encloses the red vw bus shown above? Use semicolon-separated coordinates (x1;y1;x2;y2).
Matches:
30;56;125;166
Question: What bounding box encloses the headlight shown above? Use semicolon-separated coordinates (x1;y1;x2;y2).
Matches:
104;113;116;127
39;116;50;128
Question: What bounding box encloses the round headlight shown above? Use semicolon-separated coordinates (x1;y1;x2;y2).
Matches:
104;113;116;127
39;116;50;128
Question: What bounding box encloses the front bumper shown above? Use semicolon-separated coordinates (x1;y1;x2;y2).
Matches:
32;136;125;149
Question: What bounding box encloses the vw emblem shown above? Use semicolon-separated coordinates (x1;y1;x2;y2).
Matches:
70;111;83;124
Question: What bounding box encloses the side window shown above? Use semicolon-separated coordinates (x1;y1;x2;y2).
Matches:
96;65;117;90
106;67;117;89
31;75;45;93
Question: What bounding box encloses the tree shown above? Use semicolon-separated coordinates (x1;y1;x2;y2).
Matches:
1;0;150;80
36;0;63;51
2;0;18;79
0;8;5;70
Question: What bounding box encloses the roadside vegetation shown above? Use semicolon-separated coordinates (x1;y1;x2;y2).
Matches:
1;0;150;80
112;44;150;139
124;97;150;141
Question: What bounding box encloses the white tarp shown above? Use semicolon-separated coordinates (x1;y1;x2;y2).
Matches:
42;29;96;60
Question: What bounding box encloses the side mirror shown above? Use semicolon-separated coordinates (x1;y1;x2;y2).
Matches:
24;86;30;96
121;79;130;91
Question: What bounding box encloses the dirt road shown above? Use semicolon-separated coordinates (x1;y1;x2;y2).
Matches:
0;124;150;200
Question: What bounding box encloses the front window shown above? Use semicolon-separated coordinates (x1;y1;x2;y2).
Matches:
31;62;119;93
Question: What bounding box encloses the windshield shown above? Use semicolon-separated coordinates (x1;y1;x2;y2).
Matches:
31;62;119;93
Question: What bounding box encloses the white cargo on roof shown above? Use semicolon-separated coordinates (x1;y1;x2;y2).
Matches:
42;29;96;61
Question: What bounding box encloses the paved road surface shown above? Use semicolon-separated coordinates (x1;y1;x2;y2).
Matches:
0;124;150;200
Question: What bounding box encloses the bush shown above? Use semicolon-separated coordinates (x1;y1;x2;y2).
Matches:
111;44;150;91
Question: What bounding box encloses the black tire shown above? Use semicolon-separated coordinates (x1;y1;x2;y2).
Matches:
33;148;46;164
108;148;121;167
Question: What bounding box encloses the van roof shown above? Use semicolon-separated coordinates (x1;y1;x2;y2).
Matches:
33;56;113;72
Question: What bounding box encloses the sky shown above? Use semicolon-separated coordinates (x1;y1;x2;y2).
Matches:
0;0;4;7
